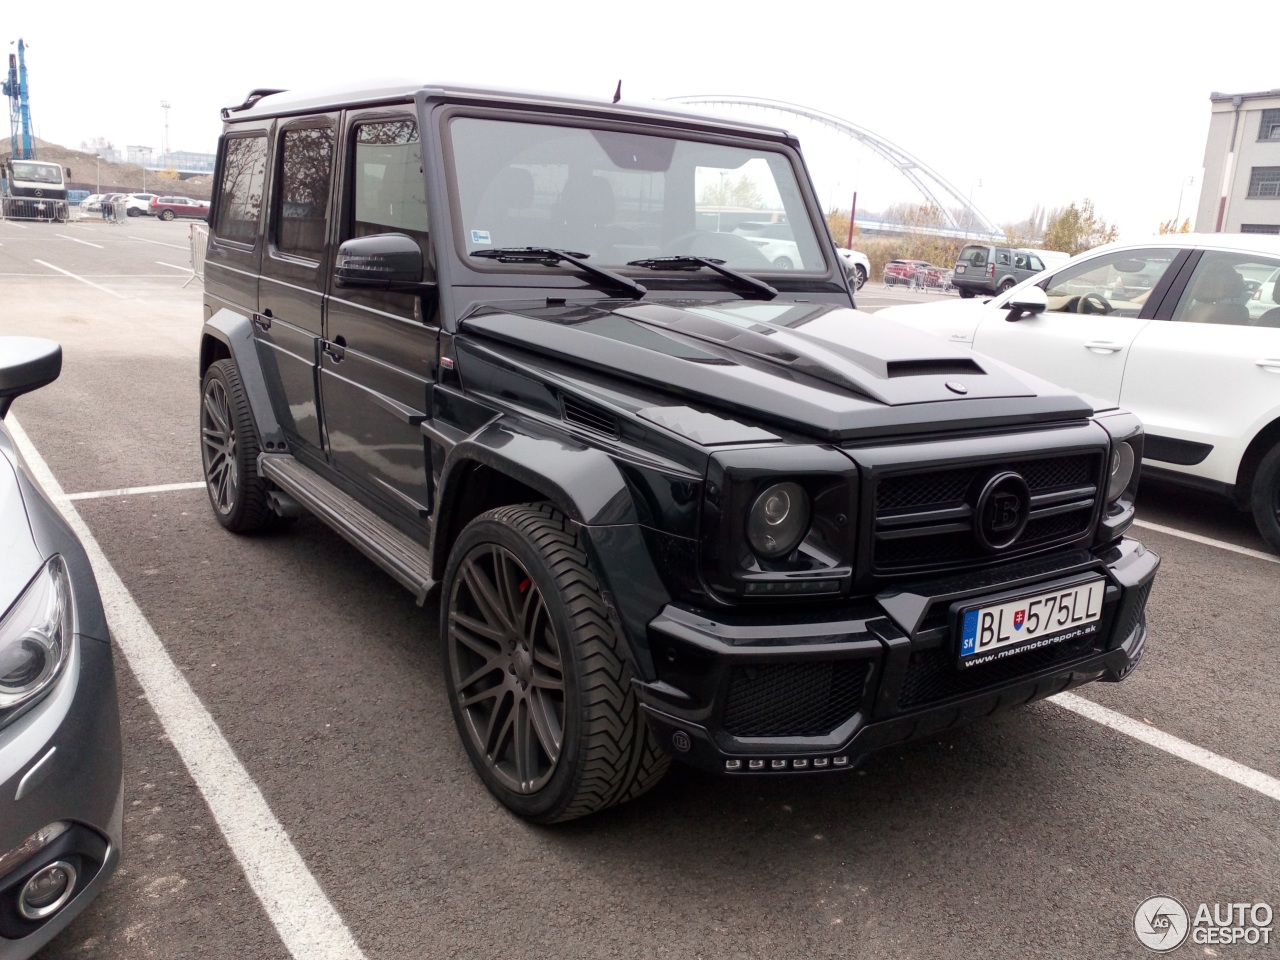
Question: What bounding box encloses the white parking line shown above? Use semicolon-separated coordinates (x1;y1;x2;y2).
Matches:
130;236;189;250
32;259;126;298
1050;692;1280;802
56;234;104;249
156;261;194;273
7;418;368;960
1133;519;1279;564
63;481;206;501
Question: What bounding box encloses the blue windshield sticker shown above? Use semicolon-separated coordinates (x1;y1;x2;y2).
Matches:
471;229;492;244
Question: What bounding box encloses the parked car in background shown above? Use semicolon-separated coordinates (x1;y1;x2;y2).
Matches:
0;337;123;959
952;244;1046;298
882;259;934;286
77;195;105;214
876;233;1280;551
124;193;157;217
836;247;869;289
149;196;210;221
731;221;802;269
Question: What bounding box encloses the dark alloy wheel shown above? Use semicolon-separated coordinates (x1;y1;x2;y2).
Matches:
1250;443;1280;553
200;359;277;533
442;504;669;822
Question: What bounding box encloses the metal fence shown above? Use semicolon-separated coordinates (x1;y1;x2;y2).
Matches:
0;197;71;222
186;223;208;287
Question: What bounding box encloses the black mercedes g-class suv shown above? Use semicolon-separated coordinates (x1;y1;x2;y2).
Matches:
198;83;1158;823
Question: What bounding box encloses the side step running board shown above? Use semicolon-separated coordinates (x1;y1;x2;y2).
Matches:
258;453;436;604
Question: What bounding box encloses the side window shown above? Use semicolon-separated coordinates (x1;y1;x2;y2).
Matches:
1042;249;1178;317
213;134;268;244
1028;255;1045;272
996;249;1011;266
348;118;429;263
274;125;334;261
1171;253;1280;328
1014;253;1028;269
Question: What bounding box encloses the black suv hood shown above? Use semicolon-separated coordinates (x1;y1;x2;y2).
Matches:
459;299;1094;442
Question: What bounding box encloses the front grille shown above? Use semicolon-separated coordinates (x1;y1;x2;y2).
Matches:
722;660;870;737
872;453;1103;575
897;632;1104;710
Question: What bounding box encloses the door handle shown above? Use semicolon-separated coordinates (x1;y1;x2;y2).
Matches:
1257;359;1280;373
251;312;272;331
1084;341;1122;354
323;341;345;363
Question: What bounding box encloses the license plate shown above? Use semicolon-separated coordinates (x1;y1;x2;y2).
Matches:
955;264;966;273
957;579;1104;669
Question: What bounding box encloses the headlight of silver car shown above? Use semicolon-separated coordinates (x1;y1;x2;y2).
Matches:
0;555;73;717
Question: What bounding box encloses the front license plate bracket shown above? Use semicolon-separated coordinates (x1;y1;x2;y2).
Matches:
953;575;1107;670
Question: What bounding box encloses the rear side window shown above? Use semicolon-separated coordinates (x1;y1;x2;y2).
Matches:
214;134;268;244
958;246;987;266
274;125;334;260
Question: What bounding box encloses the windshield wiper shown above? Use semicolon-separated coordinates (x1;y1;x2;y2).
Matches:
471;247;646;299
626;256;778;301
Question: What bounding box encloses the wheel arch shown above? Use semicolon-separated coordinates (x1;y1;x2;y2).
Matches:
430;424;639;576
199;309;285;449
1235;415;1280;508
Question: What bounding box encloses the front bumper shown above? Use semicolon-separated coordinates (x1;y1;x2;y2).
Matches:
635;538;1158;774
0;634;123;959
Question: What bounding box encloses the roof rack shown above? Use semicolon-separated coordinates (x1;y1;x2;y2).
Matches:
221;89;288;119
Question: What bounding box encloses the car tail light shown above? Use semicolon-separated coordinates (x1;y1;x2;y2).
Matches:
987;264;995;278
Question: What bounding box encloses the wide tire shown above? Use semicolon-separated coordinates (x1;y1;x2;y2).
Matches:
1250;443;1280;553
442;504;669;822
200;359;276;533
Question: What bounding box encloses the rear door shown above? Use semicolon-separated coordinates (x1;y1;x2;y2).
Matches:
319;109;438;520
205;129;269;340
255;115;338;458
1121;249;1280;484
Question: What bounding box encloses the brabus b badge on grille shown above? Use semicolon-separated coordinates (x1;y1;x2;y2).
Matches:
974;471;1031;550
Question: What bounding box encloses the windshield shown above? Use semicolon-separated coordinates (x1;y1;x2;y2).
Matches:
448;116;828;273
9;162;63;184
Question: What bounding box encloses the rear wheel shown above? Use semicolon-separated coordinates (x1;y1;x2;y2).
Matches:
1250;444;1280;553
159;209;175;221
200;359;276;533
442;504;669;822
958;288;975;299
999;278;1016;293
772;256;793;270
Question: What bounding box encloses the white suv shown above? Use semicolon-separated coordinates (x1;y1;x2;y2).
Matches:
876;233;1280;550
124;193;157;217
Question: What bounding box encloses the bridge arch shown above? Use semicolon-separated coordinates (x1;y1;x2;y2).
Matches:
667;95;1003;240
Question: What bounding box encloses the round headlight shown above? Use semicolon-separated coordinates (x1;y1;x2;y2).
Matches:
746;482;811;559
1107;441;1137;502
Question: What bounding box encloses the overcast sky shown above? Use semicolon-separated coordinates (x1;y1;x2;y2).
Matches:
8;0;1275;236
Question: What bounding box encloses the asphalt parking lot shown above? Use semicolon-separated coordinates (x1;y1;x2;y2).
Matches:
3;217;1277;959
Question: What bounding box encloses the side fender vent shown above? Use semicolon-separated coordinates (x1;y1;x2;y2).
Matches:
561;394;620;439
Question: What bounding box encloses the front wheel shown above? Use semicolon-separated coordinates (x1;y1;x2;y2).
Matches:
1250;444;1280;553
442;504;669;822
854;265;867;290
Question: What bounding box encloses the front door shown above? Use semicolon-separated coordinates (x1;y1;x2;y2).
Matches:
320;111;438;520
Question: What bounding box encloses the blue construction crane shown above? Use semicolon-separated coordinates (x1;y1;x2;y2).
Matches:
2;38;35;160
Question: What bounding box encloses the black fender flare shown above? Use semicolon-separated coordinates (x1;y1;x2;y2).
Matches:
199;309;286;449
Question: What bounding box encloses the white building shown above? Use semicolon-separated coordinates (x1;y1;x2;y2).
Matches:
1197;89;1280;235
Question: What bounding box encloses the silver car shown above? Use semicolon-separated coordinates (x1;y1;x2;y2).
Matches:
0;337;122;959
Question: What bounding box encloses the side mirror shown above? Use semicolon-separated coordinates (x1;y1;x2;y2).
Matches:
335;233;435;295
0;337;62;419
1004;285;1048;322
66;167;73;179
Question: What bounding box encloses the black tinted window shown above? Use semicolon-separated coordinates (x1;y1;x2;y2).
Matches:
275;125;334;260
350;119;429;243
214;135;268;243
